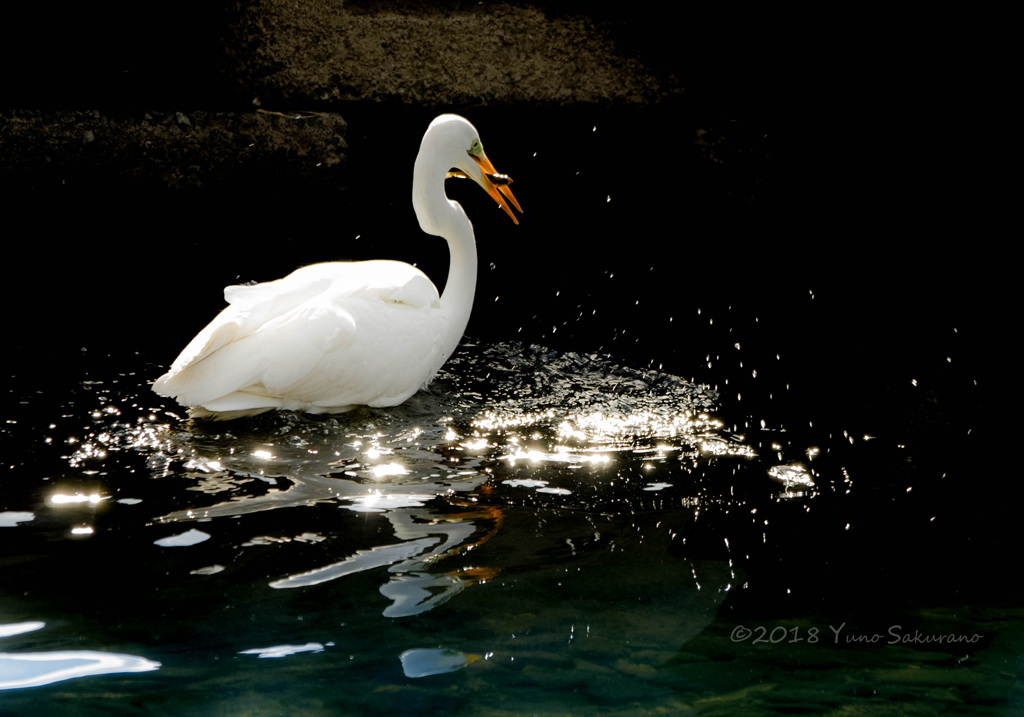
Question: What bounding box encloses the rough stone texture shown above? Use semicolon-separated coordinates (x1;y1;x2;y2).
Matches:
0;110;347;190
225;1;678;108
1;2;699;189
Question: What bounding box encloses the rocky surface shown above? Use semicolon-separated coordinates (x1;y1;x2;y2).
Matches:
1;110;347;189
223;0;680;108
1;2;709;188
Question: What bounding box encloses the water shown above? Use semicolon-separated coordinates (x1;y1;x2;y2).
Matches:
2;110;1013;714
2;335;1013;714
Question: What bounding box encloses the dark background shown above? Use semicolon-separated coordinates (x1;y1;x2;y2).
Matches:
2;2;1000;621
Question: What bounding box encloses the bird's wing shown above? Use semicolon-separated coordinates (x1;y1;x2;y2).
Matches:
154;261;443;409
307;260;440;308
160;274;335;377
164;260;434;371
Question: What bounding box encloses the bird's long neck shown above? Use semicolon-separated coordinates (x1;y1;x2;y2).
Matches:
413;153;478;356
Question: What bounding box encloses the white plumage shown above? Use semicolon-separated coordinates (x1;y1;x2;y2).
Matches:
153;114;521;418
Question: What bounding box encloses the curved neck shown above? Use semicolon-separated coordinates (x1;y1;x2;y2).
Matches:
413;152;478;355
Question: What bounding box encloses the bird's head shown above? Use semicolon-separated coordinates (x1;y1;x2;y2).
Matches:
420;114;523;226
457;134;523;225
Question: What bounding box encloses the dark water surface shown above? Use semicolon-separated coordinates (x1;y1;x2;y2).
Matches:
2;109;1012;714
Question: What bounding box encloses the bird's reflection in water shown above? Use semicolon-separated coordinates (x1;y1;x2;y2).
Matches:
62;341;775;621
269;501;503;618
155;432;505;617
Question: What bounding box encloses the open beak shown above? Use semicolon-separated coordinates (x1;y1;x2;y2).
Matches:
472;155;523;225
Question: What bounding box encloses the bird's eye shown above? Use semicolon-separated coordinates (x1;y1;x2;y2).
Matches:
468;138;483;158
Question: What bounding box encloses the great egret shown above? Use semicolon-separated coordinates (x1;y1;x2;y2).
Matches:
153;114;522;419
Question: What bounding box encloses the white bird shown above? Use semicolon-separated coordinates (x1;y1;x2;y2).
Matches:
153;114;522;419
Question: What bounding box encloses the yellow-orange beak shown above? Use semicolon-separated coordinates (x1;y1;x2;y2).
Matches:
472;154;523;225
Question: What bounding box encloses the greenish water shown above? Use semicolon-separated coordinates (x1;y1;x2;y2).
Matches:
1;110;1011;715
1;336;1016;715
